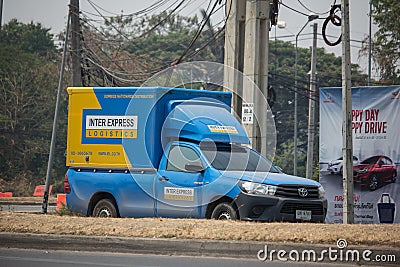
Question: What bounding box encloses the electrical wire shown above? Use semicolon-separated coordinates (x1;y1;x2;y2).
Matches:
279;1;309;17
296;0;332;16
84;0;175;18
175;0;222;64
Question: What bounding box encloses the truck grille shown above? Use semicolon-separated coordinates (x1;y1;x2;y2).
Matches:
280;203;324;215
275;185;319;199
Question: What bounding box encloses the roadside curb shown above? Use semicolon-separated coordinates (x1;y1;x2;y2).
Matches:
0;232;398;265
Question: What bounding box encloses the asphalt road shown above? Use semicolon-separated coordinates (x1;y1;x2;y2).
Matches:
0;204;55;213
0;248;356;267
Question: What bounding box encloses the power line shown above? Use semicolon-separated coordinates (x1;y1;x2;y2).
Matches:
296;0;333;16
279;1;309;17
174;0;221;64
83;0;176;18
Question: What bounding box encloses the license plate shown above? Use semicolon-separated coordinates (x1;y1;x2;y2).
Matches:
296;210;312;220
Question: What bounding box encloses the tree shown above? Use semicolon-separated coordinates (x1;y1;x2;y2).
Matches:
269;40;367;177
0;20;66;195
1;19;56;55
369;0;400;83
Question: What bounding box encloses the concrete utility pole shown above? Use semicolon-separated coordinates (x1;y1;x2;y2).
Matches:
293;14;318;176
242;0;269;155
224;0;246;119
341;0;354;224
368;0;372;86
306;23;317;180
0;0;3;29
0;0;3;43
71;0;82;86
224;0;270;156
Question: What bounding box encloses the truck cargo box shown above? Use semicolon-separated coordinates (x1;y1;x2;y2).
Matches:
66;87;247;169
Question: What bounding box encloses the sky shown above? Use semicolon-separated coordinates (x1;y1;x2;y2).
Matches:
3;0;377;75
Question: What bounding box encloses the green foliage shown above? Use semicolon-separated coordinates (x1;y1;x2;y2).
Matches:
121;12;223;64
0;20;67;196
273;140;306;176
1;19;56;56
269;40;367;177
370;0;400;82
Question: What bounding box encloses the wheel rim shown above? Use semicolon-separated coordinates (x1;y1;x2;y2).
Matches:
218;211;232;220
98;207;112;217
369;175;378;190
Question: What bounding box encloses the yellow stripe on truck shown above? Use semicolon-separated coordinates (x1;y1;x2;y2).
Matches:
66;87;132;168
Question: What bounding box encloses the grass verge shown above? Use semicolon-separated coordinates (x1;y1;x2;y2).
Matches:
0;211;399;248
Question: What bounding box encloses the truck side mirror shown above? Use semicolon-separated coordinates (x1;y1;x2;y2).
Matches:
185;162;205;173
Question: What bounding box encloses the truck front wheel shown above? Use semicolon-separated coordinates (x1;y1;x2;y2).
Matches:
211;202;237;220
93;199;118;218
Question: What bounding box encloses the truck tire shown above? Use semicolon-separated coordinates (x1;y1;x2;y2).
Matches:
92;199;118;218
211;202;237;220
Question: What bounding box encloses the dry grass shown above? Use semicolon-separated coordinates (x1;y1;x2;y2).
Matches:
1;211;399;248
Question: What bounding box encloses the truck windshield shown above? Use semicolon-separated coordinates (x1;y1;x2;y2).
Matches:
200;144;280;172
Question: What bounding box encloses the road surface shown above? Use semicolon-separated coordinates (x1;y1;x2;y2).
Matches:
0;204;55;213
0;248;359;267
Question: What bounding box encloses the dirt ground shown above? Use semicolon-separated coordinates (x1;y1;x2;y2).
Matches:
0;211;399;248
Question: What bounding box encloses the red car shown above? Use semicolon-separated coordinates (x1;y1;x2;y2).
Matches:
353;155;397;191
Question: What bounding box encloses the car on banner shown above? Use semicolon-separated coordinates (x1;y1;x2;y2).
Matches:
353;155;397;191
327;156;359;174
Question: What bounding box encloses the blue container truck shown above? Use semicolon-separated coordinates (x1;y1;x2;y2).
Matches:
64;87;327;222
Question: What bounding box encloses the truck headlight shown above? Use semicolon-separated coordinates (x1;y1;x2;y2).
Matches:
318;186;325;199
239;181;276;196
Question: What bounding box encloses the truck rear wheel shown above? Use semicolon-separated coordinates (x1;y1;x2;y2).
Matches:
211;202;237;220
93;199;118;218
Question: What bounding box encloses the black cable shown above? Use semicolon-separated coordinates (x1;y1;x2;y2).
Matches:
322;4;341;46
174;0;221;65
279;1;309;17
136;0;187;39
83;2;172;67
84;0;175;18
296;0;331;16
185;23;225;61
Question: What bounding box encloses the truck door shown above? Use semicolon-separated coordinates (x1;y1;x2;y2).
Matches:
155;143;204;218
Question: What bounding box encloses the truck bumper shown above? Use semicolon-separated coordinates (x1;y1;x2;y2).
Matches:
235;193;327;222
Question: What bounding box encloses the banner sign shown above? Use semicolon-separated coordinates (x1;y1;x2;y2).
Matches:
319;86;400;223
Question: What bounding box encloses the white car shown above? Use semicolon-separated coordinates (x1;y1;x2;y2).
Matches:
327;156;359;174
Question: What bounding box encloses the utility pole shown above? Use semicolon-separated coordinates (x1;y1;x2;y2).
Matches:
0;0;3;29
341;0;354;224
242;0;269;154
71;0;82;86
293;14;318;176
224;0;270;156
368;1;372;86
224;0;246;119
42;7;71;214
0;0;3;43
306;23;317;180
